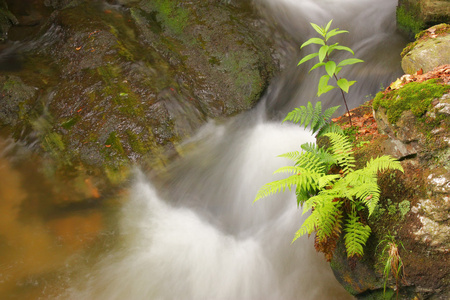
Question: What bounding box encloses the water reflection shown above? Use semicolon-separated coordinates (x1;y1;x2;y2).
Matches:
0;137;114;299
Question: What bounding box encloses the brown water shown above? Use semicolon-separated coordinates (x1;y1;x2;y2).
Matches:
0;137;121;299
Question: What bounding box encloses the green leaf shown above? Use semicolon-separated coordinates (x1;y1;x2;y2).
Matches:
318;45;329;62
298;52;319;66
318;75;335;96
335;67;343;74
337;58;364;67
324;20;333;33
334;45;354;55
310;22;325;36
337;78;350;93
309;62;325;72
325;29;348;41
327;43;338;55
300;38;325;49
325;61;336;77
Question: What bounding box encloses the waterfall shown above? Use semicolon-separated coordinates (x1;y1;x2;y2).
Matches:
61;0;407;299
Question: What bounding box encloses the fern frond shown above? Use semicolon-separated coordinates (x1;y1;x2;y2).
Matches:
292;211;319;242
278;151;302;163
316;121;344;137
344;211;371;257
324;132;355;174
300;143;336;170
295;187;311;205
293;195;342;243
283;102;340;135
274;166;304;175
318;174;340;189
293;151;327;174
283;105;310;126
322;105;340;122
311;105;340;135
364;155;404;175
254;176;297;202
254;169;321;203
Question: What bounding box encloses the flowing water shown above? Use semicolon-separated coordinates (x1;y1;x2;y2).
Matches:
0;0;408;299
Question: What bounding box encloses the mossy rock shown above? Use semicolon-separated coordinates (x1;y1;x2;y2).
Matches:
397;0;450;38
0;0;283;187
400;24;450;74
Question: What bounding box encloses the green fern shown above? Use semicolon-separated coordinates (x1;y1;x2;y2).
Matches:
254;102;404;259
283;102;341;135
344;211;371;257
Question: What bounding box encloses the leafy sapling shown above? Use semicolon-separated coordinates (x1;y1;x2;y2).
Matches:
298;20;364;126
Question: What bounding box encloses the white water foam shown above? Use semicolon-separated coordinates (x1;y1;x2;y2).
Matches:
63;122;352;300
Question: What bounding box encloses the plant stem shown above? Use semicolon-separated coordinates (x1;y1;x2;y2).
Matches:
333;73;353;127
325;52;353;127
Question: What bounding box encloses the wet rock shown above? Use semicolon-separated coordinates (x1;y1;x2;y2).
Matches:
401;24;450;74
0;0;18;40
0;0;283;182
331;69;450;299
397;0;450;37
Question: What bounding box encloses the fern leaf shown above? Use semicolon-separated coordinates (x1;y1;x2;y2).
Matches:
292;150;332;176
316;122;344;137
344;211;371;257
322;105;340;122
318;174;340;189
255;169;321;203
295;187;311;205
254;176;298;202
300;143;336;169
311;101;322;133
292;210;319;242
303;102;315;129
278;151;302;163
283;107;301;124
273;166;304;175
324;132;355;174
364;155;404;175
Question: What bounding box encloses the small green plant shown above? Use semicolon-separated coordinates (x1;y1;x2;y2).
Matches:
377;233;406;298
298;20;364;126
254;102;404;259
398;200;410;218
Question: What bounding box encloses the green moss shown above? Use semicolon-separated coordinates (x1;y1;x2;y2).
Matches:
373;79;450;124
61;115;80;129
396;5;425;38
152;0;189;35
42;132;65;152
218;51;261;105
96;65;142;116
105;131;124;154
126;130;147;154
401;24;450;57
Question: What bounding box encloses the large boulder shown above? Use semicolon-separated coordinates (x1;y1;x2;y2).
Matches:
0;0;282;182
330;66;450;299
401;24;450;74
397;0;450;37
